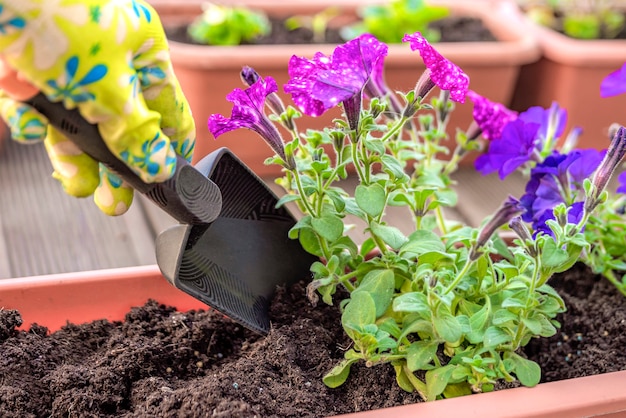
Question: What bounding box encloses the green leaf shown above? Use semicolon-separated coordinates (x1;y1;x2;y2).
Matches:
400;230;446;256
415;169;446;188
537;314;558;338
442;382;472;398
363;137;386;155
357;269;395;317
399;318;433;341
540;238;569;268
326;188;347;212
378;317;402;339
483;326;511;347
355;183;386;218
502;289;528;309
380;154;408;180
311;213;344;242
370;222;408;250
433;303;462;343
393;292;429;316
407;341;439;371
467;301;490;344
505;353;541;387
394;363;416;393
276;193;302;208
298;227;323;257
492;309;518;326
425;364;456;401
417;251;455;265
521;316;542;335
323;357;358;388
434;189;457;207
342;291;377;336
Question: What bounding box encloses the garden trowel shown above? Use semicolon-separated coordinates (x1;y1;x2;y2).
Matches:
27;94;315;334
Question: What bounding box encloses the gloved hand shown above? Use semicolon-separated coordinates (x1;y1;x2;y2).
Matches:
0;0;195;215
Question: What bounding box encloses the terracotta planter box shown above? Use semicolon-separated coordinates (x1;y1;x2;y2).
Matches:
151;0;540;176
509;11;626;150
2;266;626;416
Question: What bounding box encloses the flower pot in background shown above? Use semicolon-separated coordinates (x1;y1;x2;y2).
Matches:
2;267;626;417
509;12;626;149
151;0;540;176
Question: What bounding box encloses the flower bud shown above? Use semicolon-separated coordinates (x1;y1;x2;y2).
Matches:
509;216;537;257
241;66;292;129
469;196;523;261
586;126;626;213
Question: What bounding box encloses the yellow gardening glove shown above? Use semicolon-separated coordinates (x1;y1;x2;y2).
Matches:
0;0;195;215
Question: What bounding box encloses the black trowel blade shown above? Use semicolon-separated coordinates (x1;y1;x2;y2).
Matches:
156;148;316;334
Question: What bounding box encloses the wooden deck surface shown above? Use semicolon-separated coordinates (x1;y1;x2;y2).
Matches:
0;137;526;279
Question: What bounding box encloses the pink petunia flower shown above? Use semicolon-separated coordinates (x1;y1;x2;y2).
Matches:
467;90;518;141
402;32;469;103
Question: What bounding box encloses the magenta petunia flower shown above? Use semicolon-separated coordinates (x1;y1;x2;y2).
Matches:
467;90;518;141
284;34;388;120
208;76;287;163
600;62;626;98
284;52;332;117
402;32;469;103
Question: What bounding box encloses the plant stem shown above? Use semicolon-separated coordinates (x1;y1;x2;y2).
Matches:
291;168;317;217
443;256;474;295
380;115;410;143
351;141;367;184
512;255;542;349
435;206;448;235
443;144;465;176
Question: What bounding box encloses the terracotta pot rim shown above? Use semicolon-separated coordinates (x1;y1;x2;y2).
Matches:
0;265;208;332
338;369;626;417
161;0;540;70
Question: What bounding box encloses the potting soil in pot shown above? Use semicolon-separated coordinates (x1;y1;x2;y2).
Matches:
165;16;496;45
1;263;625;417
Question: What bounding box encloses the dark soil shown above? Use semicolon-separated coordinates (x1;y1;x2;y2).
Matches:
165;16;496;46
1;263;625;417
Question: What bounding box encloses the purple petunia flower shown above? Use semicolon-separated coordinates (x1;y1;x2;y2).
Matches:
402;32;469;103
474;119;540;179
534;201;584;238
520;149;604;233
517;102;568;146
617;171;626;194
208;75;288;164
600;62;626;98
467;90;518;141
284;33;388;126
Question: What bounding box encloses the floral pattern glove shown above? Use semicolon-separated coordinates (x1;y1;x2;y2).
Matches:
0;0;195;215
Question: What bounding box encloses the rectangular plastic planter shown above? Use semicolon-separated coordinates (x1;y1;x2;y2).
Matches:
2;266;626;417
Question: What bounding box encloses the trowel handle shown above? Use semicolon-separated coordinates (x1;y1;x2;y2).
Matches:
26;93;222;224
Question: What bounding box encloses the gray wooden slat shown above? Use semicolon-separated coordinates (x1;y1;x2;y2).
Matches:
0;138;157;278
452;170;527;226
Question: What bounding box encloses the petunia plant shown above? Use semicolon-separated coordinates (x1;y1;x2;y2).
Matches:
208;32;626;400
